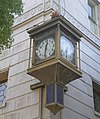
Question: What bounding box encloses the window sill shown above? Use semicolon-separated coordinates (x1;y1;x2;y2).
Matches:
0;102;6;109
95;111;100;117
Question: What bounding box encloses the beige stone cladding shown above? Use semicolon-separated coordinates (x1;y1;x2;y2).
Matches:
0;0;100;119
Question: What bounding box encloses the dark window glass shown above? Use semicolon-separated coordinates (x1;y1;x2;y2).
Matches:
46;84;55;104
93;90;100;113
93;81;100;114
57;84;63;105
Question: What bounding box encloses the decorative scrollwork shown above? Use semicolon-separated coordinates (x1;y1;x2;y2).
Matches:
14;3;44;26
14;0;100;47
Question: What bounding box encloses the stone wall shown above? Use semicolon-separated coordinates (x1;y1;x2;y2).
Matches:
0;0;100;119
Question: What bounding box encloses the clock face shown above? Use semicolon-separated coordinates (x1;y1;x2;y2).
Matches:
35;37;55;61
60;35;75;63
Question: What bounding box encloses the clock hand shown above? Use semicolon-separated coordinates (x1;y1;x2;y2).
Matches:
44;40;48;57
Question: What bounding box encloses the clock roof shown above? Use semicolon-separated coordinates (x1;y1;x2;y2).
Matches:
27;16;82;40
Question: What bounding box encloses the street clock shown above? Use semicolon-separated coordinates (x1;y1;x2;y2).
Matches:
27;16;82;114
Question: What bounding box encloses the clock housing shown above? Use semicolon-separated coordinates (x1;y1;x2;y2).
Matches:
27;16;82;115
27;16;82;85
31;26;57;65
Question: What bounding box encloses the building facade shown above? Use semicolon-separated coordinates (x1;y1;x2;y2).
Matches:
0;0;100;119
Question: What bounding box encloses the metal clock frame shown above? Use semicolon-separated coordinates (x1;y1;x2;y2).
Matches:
27;16;82;84
33;31;57;65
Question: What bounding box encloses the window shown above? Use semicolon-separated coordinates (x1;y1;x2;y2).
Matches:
0;68;8;107
93;80;100;115
0;82;7;105
88;0;100;35
88;0;96;33
88;1;95;19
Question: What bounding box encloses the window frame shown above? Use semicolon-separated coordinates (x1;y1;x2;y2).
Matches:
88;0;96;33
0;68;9;108
92;80;100;117
88;1;95;21
87;0;100;36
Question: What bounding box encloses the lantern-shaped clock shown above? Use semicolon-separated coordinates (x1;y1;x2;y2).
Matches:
27;16;82;114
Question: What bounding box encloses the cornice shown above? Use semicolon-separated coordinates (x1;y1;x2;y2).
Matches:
13;0;100;48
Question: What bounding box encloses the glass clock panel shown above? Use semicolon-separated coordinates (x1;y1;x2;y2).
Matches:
60;35;75;64
35;35;55;61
